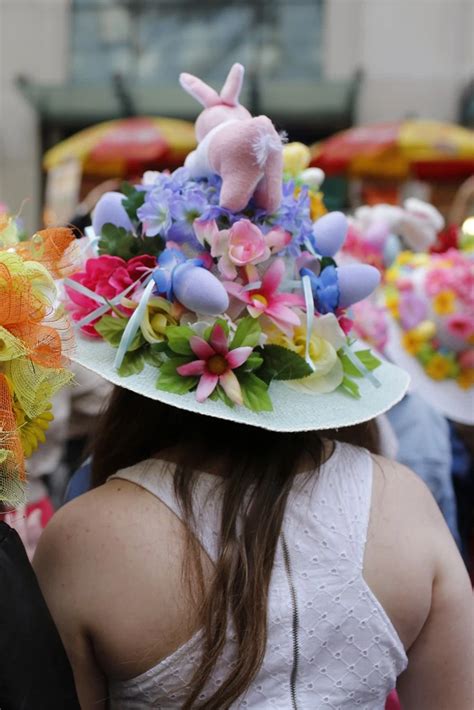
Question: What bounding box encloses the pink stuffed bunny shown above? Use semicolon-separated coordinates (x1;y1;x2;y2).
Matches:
180;63;283;213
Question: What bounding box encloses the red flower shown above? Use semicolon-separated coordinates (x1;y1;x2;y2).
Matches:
66;253;156;336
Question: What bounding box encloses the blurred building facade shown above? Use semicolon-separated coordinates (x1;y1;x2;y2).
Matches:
0;0;472;232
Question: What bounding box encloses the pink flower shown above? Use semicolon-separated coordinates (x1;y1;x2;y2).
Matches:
66;253;155;336
194;218;291;280
425;268;451;296
225;258;304;335
446;314;474;341
176;323;252;404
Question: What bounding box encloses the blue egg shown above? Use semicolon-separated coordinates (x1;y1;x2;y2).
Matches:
173;264;229;315
336;264;381;308
92;192;134;234
312;212;348;257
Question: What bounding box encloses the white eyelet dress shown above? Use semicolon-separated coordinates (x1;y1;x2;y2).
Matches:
108;442;407;709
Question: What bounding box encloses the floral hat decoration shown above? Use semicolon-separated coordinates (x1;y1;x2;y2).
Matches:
384;249;474;424
0;219;79;506
63;64;409;432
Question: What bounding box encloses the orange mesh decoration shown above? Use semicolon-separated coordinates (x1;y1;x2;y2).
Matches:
16;227;82;279
0;374;25;507
9;322;63;370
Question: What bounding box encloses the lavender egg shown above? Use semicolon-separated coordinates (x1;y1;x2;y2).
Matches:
173;264;229;315
92;192;134;234
312;212;348;257
336;264;381;308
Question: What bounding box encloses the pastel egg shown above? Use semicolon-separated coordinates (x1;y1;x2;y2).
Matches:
336;264;381;308
92;192;134;234
312;212;348;257
173;264;229;315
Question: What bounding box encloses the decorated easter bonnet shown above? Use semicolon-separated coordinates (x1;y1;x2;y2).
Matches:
344;199;445;272
0;217;79;506
384;249;474;424
63;64;409;432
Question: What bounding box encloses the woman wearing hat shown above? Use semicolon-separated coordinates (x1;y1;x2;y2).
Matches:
0;228;80;708
34;66;472;709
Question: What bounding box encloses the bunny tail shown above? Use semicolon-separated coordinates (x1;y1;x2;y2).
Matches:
252;130;284;168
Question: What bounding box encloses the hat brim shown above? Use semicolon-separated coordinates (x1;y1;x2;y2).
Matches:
72;336;409;432
385;319;474;425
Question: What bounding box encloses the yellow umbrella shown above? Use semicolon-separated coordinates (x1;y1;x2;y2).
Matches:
43;116;197;177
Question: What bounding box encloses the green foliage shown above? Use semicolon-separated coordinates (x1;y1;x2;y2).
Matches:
260;345;313;381
98;223;163;261
239;373;273;412
231;317;261;349
95;314;144;351
117;349;145;377
156;358;197;394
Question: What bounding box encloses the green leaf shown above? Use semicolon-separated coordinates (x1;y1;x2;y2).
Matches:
340;349;381;378
216;385;235;408
320;256;337;271
261;345;313;381
239;373;273;412
156;358;197;395
354;349;381;372
98;222;164;260
165;325;195;355
121;181;146;221
231;317;261;349
142;343;166;367
242;352;264;372
339;376;361;399
117;349;145;377
95;314;144;351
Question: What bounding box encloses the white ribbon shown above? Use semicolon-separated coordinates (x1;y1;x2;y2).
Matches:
302;274;316;372
114;277;155;370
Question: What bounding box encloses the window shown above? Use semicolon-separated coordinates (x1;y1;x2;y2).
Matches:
71;0;325;85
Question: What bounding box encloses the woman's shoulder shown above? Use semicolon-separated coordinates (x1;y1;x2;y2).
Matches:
363;454;459;648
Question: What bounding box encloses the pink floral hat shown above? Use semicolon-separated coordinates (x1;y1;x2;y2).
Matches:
62;66;408;431
384;249;474;424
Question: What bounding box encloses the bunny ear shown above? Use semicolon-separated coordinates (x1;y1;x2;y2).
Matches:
219;63;245;106
179;72;221;107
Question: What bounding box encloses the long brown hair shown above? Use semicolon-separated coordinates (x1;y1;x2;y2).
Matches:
91;386;380;709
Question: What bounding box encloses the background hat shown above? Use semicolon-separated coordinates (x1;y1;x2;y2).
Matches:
0;223;79;506
383;249;474;424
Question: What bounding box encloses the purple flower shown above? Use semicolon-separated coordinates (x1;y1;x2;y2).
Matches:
399;292;428;330
168;189;208;243
137;188;172;237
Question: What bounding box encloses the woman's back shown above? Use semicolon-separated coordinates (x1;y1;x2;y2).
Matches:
34;442;473;709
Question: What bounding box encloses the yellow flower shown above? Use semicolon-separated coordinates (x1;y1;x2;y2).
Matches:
433;290;455;315
385;288;400;317
308;190;327;221
402;331;423;355
402;321;436;355
395;251;414;267
282;142;311;176
425;354;452;380
457;368;474;390
267;323;343;394
140;296;180;344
